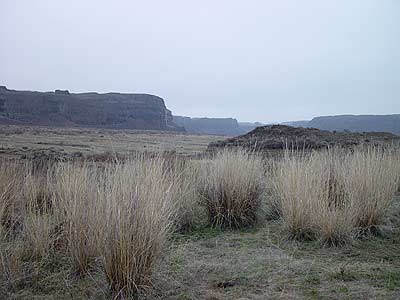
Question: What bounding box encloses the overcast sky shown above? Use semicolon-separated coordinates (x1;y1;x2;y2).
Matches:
1;1;399;123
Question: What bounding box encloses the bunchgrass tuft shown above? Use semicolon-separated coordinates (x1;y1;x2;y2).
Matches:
198;149;264;228
271;146;399;245
98;155;175;297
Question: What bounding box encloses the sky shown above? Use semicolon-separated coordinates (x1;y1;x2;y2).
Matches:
1;1;399;123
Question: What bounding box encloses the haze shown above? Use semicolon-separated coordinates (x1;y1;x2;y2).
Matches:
1;0;399;123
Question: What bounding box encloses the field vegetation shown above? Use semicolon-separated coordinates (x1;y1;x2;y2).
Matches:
0;146;399;299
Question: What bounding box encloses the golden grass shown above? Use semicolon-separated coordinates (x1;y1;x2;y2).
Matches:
52;162;101;274
271;146;399;244
339;147;398;233
20;164;55;259
198;149;264;228
169;161;200;231
0;159;22;239
0;155;179;297
98;156;175;296
0;145;399;298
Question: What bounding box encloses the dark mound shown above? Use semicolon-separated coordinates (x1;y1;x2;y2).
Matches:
208;125;400;152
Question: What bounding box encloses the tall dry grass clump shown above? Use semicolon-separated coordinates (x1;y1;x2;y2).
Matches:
270;150;353;243
0;159;22;239
393;146;400;192
163;156;200;231
21;164;56;259
198;149;264;228
271;146;399;245
1;160;57;287
338;146;399;233
271;152;318;240
1;155;180;297
52;162;101;274
98;155;175;297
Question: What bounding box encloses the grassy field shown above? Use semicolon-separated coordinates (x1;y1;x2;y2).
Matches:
163;199;400;300
1;195;399;300
0;125;225;158
0;128;399;300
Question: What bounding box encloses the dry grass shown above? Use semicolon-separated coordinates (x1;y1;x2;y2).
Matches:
22;209;55;261
271;146;399;245
98;156;175;297
271;152;329;240
198;149;264;228
52;162;101;274
0;124;224;159
21;164;56;259
0;155;180;298
51;155;177;296
161;155;201;231
339;147;399;233
0;159;22;239
392;146;400;192
0;145;399;299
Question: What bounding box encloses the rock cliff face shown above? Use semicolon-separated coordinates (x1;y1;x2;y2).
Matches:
173;116;240;135
208;125;400;152
0;86;183;131
173;116;262;136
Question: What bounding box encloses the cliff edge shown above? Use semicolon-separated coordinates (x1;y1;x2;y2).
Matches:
0;86;183;131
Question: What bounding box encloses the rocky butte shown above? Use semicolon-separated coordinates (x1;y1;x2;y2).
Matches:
0;86;183;131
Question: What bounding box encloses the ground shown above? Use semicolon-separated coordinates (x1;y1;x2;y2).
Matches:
2;195;399;300
1;126;399;300
0;125;225;158
159;195;400;300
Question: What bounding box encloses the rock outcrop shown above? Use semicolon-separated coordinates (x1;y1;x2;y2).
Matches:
208;125;400;152
0;86;183;131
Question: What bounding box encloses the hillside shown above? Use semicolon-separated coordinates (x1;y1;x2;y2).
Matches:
208;124;400;152
0;86;183;131
284;114;400;135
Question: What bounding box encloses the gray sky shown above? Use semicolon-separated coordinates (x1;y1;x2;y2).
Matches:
1;0;399;123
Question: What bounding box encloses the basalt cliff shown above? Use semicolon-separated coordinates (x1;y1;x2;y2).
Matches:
0;86;183;131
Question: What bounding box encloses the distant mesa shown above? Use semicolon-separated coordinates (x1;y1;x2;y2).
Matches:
55;89;70;95
2;86;398;137
282;114;400;136
173;115;262;136
208;124;400;152
0;86;183;131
